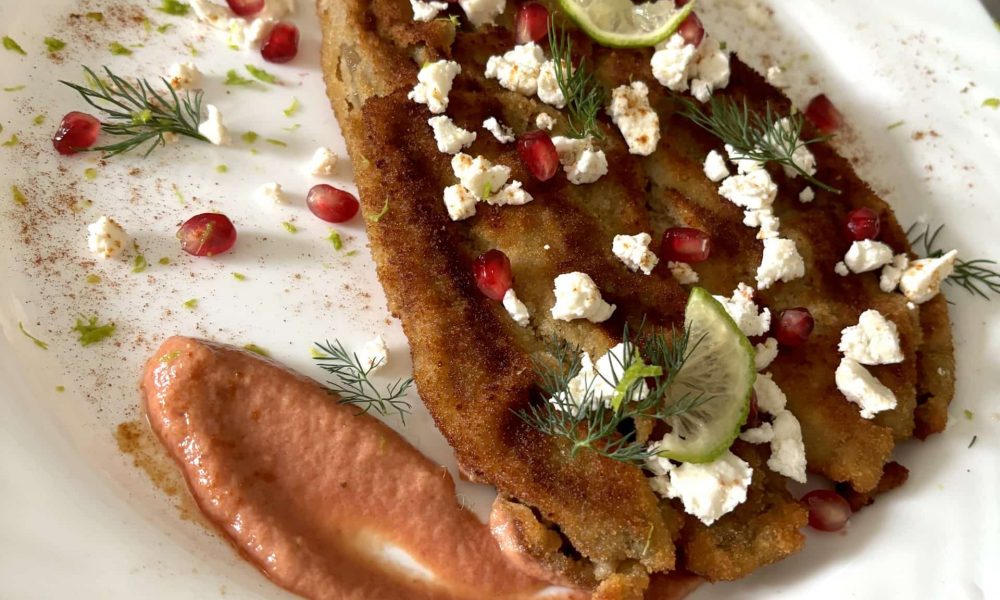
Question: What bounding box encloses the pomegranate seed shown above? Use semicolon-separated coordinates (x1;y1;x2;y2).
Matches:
473;249;513;301
801;489;851;532
307;184;359;223
517;130;560;182
774;307;814;347
261;22;299;64
226;0;264;16
177;213;238;257
52;111;101;155
515;3;550;45
661;227;711;263
677;11;705;46
845;207;880;241
804;94;843;135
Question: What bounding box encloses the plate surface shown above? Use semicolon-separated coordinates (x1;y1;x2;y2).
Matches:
1;0;998;598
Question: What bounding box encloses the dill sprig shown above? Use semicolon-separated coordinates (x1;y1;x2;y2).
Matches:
907;223;1000;299
313;340;414;421
60;66;208;157
514;325;709;465
676;95;840;193
547;19;605;140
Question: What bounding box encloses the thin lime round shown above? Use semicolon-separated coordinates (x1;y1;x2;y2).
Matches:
556;0;696;48
655;286;755;463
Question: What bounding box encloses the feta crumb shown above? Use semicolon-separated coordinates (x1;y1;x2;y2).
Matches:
551;136;608;184
259;0;295;20
756;238;805;290
718;169;777;211
198;104;230;145
844;240;894;273
607;81;660;156
554;343;649;411
443;184;477;221
408;60;462;114
410;0;447;21
649;450;752;526
536;60;566;108
485;180;533;206
703;150;730;182
166;62;202;90
87;216;129;259
257;181;286;204
714;283;771;337
189;0;230;27
612;233;659;275
668;261;699;284
358;335;389;373
765;65;787;87
744;208;780;239
768;118;817;178
835;357;897;419
754;337;779;371
835;261;849;276
429;115;477;154
226;17;273;49
550;272;616;323
458;0;505;27
739;423;774;444
650;34;696;91
451;153;511;200
485;43;544;96
799;186;815;203
689;38;731;103
879;254;909;293
503;288;530;327
535;112;556;130
483;117;515;143
754;372;787;414
899;250;958;304
839;309;904;365
726;144;764;174
768;409;807;482
306;147;339;176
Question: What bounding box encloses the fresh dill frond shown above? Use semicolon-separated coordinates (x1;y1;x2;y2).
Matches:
60;66;209;157
675;95;840;193
907;222;1000;299
313;339;414;422
547;19;605;140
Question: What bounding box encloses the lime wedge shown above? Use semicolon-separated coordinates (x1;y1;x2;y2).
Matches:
655;287;755;463
557;0;696;48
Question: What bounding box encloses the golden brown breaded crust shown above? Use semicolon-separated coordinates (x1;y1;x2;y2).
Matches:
836;461;910;512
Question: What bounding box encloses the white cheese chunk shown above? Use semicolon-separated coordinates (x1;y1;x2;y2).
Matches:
198;104;230;145
536;60;566;108
744;208;780;240
226;17;274;49
739;423;774;444
87;216;129;259
899;250;958;304
725;144;764;175
754;337;779;371
459;0;505;27
768;118;817;178
166;62;202;90
410;0;447;21
485;43;544;96
485;180;533;206
835;261;849;276
714;283;771;337
550;272;616;323
768;409;807;483
189;0;230;27
649;450;753;526
483;117;515;143
844;240;894;274
668;261;699;284
443;184;477;221
553;342;648;411
257;181;286;204
650;34;696;91
879;253;909;293
835;357;897;419
408;60;461;114
535;112;556;130
612;233;659;275
451;153;510;200
756;238;805;289
799;186;815;203
689;38;731;103
703;149;730;182
839;310;904;365
551;136;608;184
429;115;477;154
766;65;787;87
259;0;295;20
754;372;787;414
503;288;530;327
607;81;660;156
358;335;389;374
306;146;339;176
718;169;777;211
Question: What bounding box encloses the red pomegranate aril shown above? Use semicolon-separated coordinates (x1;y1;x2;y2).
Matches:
774;307;815;347
52;111;101;155
226;0;264;16
804;94;844;135
307;184;360;223
661;227;712;263
801;489;852;532
473;249;513;301
517;130;560;182
177;213;238;257
261;22;299;64
515;3;550;44
846;207;881;241
677;11;705;46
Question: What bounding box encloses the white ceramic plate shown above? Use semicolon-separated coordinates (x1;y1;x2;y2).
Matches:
1;0;997;598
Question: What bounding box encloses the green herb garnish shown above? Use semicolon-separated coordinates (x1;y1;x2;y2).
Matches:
3;36;26;55
108;42;133;56
887;120;905;130
984;98;1000;109
282;97;300;117
246;64;278;84
908;223;1000;299
327;230;343;250
72;315;116;346
182;298;198;310
265;138;287;147
44;37;67;52
33;114;46;125
2;134;19;147
547;20;605;140
18;322;49;350
282;221;298;233
241;130;259;144
313;339;414;421
85;12;104;21
157;0;190;16
243;343;269;357
132;255;148;273
3;85;26;92
157;23;174;34
232;272;246;281
224;69;253;86
11;185;27;205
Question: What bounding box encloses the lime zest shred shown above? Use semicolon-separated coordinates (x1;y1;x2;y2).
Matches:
171;183;185;204
86;11;105;21
158;257;170;265
32;114;45;125
3;134;20;147
326;230;343;250
56;386;65;392
84;167;98;180
3;36;26;55
224;69;253;86
283;97;300;117
241;130;259;144
367;198;390;222
216;164;228;173
182;298;198;310
72;316;116;346
132;254;148;273
109;42;133;56
3;85;26;92
157;0;190;16
984;98;1000;109
18;322;49;350
243;343;269;357
610;358;662;411
157;23;174;34
246;64;278;84
887;120;905;130
159;350;181;363
85;274;101;284
44;37;67;52
11;185;27;205
964;409;974;420
282;221;298;233
265;138;287;147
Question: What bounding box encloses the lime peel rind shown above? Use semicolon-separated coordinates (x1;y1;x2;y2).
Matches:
558;0;697;49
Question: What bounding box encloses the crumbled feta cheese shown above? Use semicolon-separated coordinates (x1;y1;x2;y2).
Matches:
358;335;389;373
410;0;447;21
550;272;616;323
226;17;273;49
754;372;787;414
765;65;787;88
551;136;608;184
198;104;230;145
756;238;805;289
899;250;958;304
408;60;461;114
768;118;817;178
835;357;897;419
755;337;779;371
649;450;752;526
443;184;477;221
429;115;477;154
459;0;505;27
166;62;202;90
612;233;659;275
536;60;566;108
725;144;764;175
718;169;777;211
259;0;295;20
306;147;339;176
607;81;660;156
714;283;771;337
703;150;730;182
485;43;545;96
535;112;556;130
668;261;699;284
451;153;511;200
503;289;530;327
554;342;648;411
257;181;286;204
189;0;232;28
87;216;129;259
739;423;774;444
844;240;894;274
835;261;849;276
485;180;533;206
650;34;696;91
839;310;904;365
689;38;731;103
799;186;815;203
483;117;515;143
768;409;807;482
879;254;909;293
744;208;780;240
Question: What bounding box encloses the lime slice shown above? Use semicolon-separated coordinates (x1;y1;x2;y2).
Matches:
557;0;696;48
655;287;755;463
